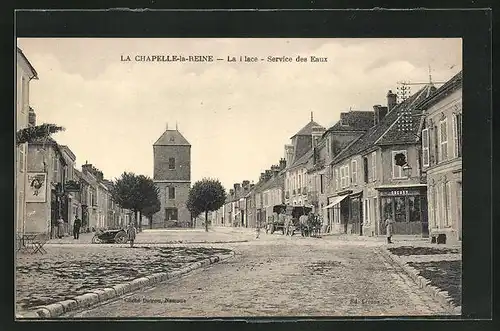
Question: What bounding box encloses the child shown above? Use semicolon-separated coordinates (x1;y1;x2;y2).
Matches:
127;222;137;248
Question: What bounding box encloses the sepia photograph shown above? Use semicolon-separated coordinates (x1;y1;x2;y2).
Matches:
15;37;463;319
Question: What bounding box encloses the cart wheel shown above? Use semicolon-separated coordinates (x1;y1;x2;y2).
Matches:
91;235;102;244
115;232;127;244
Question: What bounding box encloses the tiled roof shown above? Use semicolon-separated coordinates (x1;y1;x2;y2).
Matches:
153;129;191;146
331;84;436;163
291;120;324;138
325;111;375;133
288;148;314;170
417;70;462;111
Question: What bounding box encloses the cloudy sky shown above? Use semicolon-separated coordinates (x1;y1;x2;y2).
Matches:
17;38;462;190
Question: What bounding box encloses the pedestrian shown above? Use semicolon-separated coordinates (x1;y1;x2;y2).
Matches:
255;220;261;239
73;215;82;239
127;222;137;248
57;218;64;239
385;217;395;244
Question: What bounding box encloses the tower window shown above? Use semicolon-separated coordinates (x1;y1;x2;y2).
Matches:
168;157;175;170
168;187;175;199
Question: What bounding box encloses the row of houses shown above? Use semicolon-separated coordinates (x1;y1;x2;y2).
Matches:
209;70;462;244
16;47;133;238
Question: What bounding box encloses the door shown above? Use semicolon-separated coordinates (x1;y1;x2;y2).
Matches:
165;208;178;227
380;197;393;235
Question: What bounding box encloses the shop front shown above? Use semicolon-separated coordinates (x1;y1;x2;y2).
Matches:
324;191;363;235
376;186;428;236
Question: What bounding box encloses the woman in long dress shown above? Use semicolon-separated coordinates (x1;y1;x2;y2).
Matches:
385;217;394;244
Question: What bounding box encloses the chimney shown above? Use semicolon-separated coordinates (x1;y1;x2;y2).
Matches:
373;105;388;126
279;158;287;170
28;107;36;127
311;126;326;148
82;163;93;173
284;144;294;167
242;180;250;190
387;90;397;111
340;112;349;126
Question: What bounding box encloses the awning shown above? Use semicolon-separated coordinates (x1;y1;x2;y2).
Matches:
323;195;348;209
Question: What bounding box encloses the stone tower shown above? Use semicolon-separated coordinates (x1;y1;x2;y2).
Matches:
152;126;191;228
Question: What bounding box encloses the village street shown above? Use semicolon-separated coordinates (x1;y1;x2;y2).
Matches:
56;228;455;318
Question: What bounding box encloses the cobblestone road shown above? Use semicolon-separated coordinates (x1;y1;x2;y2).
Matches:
66;232;453;317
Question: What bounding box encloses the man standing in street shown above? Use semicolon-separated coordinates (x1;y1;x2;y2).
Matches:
73;215;82;239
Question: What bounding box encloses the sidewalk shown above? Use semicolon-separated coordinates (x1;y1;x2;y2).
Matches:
46;228;254;245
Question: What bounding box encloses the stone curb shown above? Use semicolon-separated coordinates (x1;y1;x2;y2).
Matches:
22;251;235;319
378;247;461;315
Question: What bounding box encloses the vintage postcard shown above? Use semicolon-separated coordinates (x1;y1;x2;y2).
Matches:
15;37;462;319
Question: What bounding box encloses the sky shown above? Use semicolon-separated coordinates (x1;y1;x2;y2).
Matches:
17;38;462;190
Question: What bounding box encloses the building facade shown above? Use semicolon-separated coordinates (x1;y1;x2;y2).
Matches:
328;87;436;237
16;47;38;234
420;71;462;244
152;127;192;228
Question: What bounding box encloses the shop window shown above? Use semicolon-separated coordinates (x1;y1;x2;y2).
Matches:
408;196;422;222
382;197;393;221
394;197;406;222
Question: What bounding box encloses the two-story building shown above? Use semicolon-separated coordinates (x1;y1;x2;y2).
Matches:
327;87;437;237
419;71;462;244
16;47;38;235
25;134;72;237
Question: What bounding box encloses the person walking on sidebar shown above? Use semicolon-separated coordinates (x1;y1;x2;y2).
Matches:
385;217;395;244
127;222;137;248
73;215;82;239
255;219;261;239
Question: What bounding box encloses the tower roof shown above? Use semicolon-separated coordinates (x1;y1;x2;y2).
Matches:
290;120;324;139
153;129;191;146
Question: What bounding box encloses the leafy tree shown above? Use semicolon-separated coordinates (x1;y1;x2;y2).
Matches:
16;123;65;145
186;178;226;232
110;172;142;229
137;175;161;229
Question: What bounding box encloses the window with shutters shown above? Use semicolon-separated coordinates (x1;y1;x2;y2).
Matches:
422;128;430;167
445;181;452;227
439;118;448;162
19;145;25;173
371;151;377;181
363;157;369;183
392;150;408;179
453;113;462;158
351;160;357;185
335;168;339;191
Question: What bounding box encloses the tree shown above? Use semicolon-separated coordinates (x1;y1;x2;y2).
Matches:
186;178;226;232
137;175;161;229
110;172;142;229
16;123;65;145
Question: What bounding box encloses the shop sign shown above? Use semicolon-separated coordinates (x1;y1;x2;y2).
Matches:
380;189;420;197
